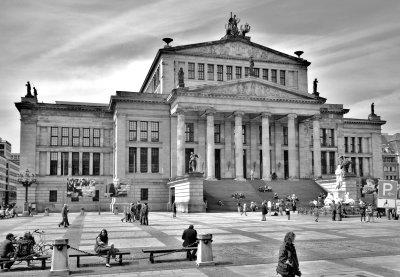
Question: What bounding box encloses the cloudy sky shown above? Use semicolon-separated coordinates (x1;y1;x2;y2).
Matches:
1;0;399;152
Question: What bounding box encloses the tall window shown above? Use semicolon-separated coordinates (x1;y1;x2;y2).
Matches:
321;151;327;174
49;191;57;202
283;127;288;145
262;69;268;80
359;157;363;176
61;152;68;176
93;128;100;147
61;127;69;146
72;152;79;175
140;148;148;173
50;152;58;175
151;122;159;142
129;121;137;141
329;152;336;174
198;63;204;80
82;152;90;175
188;62;195;79
358;137;362;153
227;66;233;80
245;67;249;77
235;67;242;79
140;121;148;142
350;137;355;153
217;65;223;81
51;127;58;146
328;129;334;146
271;69;277;83
140;188;148;201
207;64;214;80
254;68;260;78
185;123;194;142
92;153;100;175
242;125;247;144
259;126;262;144
151;148;159;173
344;137;349;153
72;128;80;146
280;70;286;85
83;128;90;147
214;124;221;143
320;129;327;146
128;147;137;173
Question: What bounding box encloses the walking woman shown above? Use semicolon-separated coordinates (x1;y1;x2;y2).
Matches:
58;204;69;228
276;231;302;277
94;229;119;267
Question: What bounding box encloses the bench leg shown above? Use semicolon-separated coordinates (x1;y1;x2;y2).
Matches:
187;250;192;261
119;254;122;265
77;256;80;268
150;252;154;264
1;263;3;269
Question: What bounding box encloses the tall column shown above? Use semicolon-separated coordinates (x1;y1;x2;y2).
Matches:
262;113;271;180
313;115;322;178
288;114;297;179
234;111;245;181
114;112;126;180
176;110;185;177
68;152;72;176
206;110;216;180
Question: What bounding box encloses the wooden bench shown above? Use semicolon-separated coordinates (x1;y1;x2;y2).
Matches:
69;251;130;267
142;247;197;263
0;255;51;270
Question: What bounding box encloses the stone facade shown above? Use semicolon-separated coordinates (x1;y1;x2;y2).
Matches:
15;19;386;212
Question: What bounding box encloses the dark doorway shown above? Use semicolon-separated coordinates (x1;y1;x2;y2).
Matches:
284;150;289;179
243;149;247;179
259;150;263;178
215;149;221;179
185;148;194;173
170;187;175;204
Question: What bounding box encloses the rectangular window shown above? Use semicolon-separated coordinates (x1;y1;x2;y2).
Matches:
185;123;194;142
280;70;286;85
151;148;159;173
321;151;327;174
235;67;242;79
328;129;334;146
49;190;57;202
50;152;58;175
93;190;99;202
72;128;80;146
72;152;79;176
61;127;69;146
92;152;100;175
262;69;268;80
140;188;148;201
151;122;159;142
83;128;90;147
140;121;148;142
198;63;204;80
329;152;336;174
254;68;260;78
217;65;223;81
140;148;148;173
51;127;58;146
82;152;90;175
259;125;262;144
242;125;247;144
207;64;214;80
344;137;349;153
245;67;249;77
358;137;362;153
227;66;233;80
61;152;68;176
359;157;363;176
93;128;100;147
271;69;277;83
129;121;137;141
214;124;221;143
283;127;288;145
128;147;137;173
350;137;355;153
320;128;327;146
188;62;195;79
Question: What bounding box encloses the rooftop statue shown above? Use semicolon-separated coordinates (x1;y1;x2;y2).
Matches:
313;78;320;97
225;12;250;38
33;87;38;98
25;81;33;98
371;102;375;115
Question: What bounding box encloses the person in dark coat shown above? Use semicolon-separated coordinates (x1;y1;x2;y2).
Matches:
331;200;337;221
58;204;69;228
276;231;302;277
172;202;177;218
182;225;198;259
0;233;16;271
261;201;268;221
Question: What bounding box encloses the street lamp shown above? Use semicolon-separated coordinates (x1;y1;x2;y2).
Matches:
17;169;37;217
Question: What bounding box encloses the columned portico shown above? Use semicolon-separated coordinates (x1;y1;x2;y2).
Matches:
234;111;245;181
288;114;298;179
262;113;271;180
176;110;185;177
313;115;322;177
206;109;216;180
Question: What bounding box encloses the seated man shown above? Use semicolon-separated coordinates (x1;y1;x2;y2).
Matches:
217;200;224;206
182;225;198;259
1;233;17;271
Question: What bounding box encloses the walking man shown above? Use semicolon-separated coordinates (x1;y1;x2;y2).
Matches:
59;204;69;228
331;200;337;221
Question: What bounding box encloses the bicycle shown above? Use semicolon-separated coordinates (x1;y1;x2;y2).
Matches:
31;229;52;256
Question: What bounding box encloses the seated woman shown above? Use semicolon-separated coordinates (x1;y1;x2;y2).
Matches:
16;232;36;266
94;229;119;267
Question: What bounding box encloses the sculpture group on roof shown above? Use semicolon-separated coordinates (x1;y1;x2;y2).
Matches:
225;12;250;38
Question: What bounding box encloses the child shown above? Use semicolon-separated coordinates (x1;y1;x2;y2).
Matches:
366;204;374;223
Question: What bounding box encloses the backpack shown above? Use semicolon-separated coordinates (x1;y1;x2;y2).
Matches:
16;239;34;257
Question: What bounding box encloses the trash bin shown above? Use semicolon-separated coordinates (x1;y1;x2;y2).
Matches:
196;234;215;267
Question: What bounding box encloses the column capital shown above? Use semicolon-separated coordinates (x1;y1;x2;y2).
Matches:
287;113;297;119
205;108;217;115
312;114;322;120
234;111;245;117
176;108;185;115
261;112;272;118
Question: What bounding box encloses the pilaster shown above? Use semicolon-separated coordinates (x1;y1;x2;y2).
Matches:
234;111;245;181
176;110;185;177
206;110;216;180
261;113;271;180
288;113;298;179
313;115;322;178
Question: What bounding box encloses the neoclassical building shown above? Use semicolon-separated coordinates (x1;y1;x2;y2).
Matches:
15;15;385;212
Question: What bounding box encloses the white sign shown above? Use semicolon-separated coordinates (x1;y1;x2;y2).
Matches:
378;180;398;199
377;198;396;208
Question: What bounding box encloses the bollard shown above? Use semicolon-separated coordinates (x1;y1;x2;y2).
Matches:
196;234;215;267
50;238;70;276
80;208;85;216
114;206;119;215
44;207;49;216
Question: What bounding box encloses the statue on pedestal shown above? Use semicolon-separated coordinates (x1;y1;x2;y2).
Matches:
189;152;199;172
25;81;33;98
178;67;185;88
371;102;375;115
335;164;344;190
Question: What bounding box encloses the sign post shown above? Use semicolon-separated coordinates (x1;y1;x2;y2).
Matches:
377;180;399;210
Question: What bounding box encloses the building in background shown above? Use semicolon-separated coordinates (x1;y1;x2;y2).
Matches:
15;15;386;212
382;133;400;181
0;138;19;206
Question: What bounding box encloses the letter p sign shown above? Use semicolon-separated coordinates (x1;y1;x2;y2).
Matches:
378;180;397;199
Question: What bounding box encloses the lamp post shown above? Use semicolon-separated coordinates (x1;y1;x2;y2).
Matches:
17;169;37;217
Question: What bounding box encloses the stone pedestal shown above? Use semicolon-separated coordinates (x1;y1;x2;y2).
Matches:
50;238;70;276
196;234;215;267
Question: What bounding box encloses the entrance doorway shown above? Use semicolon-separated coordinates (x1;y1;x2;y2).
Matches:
170;187;175;204
185;148;194;173
284;150;289;179
259;150;263;178
243;149;247;179
215;149;221;179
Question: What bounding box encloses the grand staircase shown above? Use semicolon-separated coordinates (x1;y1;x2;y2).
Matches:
204;178;328;212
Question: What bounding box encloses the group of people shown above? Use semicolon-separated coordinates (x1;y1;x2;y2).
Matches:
0;232;37;271
121;201;149;225
0;203;17;219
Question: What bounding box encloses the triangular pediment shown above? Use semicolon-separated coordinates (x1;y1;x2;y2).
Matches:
169;39;305;65
187;79;319;102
